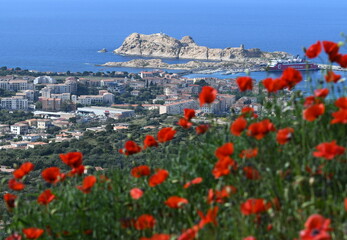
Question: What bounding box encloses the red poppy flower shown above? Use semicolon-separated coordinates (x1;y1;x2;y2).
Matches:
240;198;269;215
131;165;151;178
304;96;321;108
212;156;237;179
165;196;189;208
135;214;156;230
239;148;258;159
335;97;347;109
140;234;171;240
4;193;17;209
338;54;347;68
276;128;294;145
120;141;141;155
198;206;218;229
305;41;322;59
323;41;340;62
84;230;93;235
215;143;234;159
22;228;44;239
37;189;56;205
281;67;303;89
230;117;247;136
303;104;325;121
41;167;62;184
207;186;237;204
178;225;199;240
195;124;209;134
143;135;158;149
299;214;331;240
149;169;169;187
184;108;196;120
243;166;261;180
130;188;144;200
344;198;347;211
178;118;193;129
5;233;22;240
313;140;345;160
69;165;85;176
236;76;253;92
13;162;34;179
262;78;285;93
325;71;341;83
199;86;217;106
247;119;275;140
77;175;97;193
59;152;83;168
243;237;257;240
157;127;176;143
314;88;329;98
331;109;347;124
183;177;203;189
8;179;25;191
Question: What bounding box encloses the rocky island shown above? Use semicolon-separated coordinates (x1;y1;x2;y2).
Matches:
101;33;291;73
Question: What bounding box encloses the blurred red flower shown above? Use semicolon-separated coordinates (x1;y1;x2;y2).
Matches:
198;206;218;229
13;162;34;179
37;189;55;205
184;108;196;120
207;186;237;204
41;167;62;184
5;233;22;240
22;228;44;239
4;193;17;209
331;109;347;124
120;141;141;155
77;175;97;193
230;117;247;136
247;119;275;140
215;143;234;159
299;214;331;240
243;237;257;240
240;198;269;215
8;179;25;191
135;214;156;230
314;88;329;98
199;86;217;106
243;166;261;180
131;165;151;178
276;127;294;145
157;127;176;143
335;97;347;109
149;169;169;187
178;118;193;129
178;225;199;240
212;156;237;179
239;148;258;159
313;140;345;160
338;54;347;68
195;124;209;134
69;165;85;176
236;76;253;92
183;177;203;189
59;152;83;168
303;104;325;121
130;188;144;200
323;41;340;62
325;71;341;83
281;67;302;89
165;196;189;208
143;135;158;149
306;41;322;58
262;78;285;92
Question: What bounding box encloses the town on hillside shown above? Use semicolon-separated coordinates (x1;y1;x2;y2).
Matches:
0;68;291;152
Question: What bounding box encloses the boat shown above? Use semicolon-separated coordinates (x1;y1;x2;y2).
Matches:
266;55;319;71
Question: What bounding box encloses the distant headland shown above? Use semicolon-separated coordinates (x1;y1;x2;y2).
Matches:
101;33;291;73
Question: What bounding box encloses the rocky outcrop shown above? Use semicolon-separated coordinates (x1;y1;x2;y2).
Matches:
114;33;289;61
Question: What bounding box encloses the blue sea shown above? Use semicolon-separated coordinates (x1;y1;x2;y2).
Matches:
0;0;347;82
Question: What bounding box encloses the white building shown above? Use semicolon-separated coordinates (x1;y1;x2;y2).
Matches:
10;124;29;135
159;100;198;115
1;96;28;110
34;76;56;84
